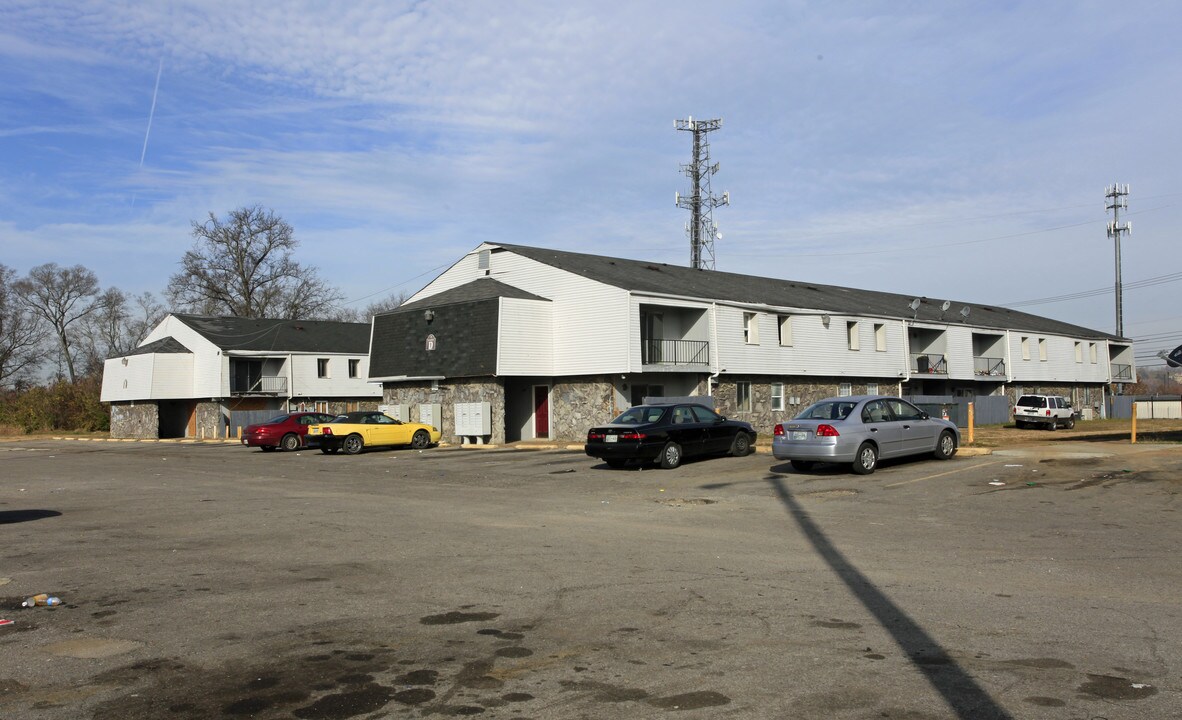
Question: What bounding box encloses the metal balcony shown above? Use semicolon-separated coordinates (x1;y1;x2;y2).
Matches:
911;353;947;375
973;356;1006;377
231;376;289;395
1111;363;1133;381
642;339;710;366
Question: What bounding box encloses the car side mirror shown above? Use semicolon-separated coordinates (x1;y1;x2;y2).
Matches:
715;416;726;423
920;412;930;420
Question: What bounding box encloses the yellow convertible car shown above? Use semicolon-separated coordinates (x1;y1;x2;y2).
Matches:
307;411;442;455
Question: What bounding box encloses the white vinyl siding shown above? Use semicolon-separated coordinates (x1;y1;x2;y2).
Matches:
498;298;555;374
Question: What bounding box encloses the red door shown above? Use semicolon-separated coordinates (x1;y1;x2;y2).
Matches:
533;386;550;439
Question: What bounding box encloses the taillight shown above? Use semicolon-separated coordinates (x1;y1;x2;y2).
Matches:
816;424;840;437
1045;410;1051;417
321;427;332;435
618;432;646;440
588;431;604;440
773;424;785;436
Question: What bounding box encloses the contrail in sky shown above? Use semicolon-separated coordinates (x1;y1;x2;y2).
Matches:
139;58;163;168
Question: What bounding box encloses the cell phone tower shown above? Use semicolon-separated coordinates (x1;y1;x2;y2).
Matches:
675;116;729;270
1105;183;1131;336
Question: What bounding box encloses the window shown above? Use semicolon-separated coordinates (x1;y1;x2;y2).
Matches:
1021;337;1030;361
348;359;360;378
1089;343;1098;364
771;382;785;411
866;382;879;395
691;405;722;423
778;315;793;346
874;323;886;352
317;358;330;378
736;381;752;411
744;313;760;345
1038;338;1048;362
838;382;852;397
847;322;860;351
1074;342;1082;363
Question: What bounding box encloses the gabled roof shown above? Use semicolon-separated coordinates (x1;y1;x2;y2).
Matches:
491;244;1123;341
127;337;192;356
395;277;549;313
172;314;371;353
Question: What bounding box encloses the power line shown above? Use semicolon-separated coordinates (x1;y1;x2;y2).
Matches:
1002;271;1182;308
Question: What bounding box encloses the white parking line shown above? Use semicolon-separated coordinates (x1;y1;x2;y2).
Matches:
884;459;1002;488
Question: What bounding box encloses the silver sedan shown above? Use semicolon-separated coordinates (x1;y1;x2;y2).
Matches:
772;395;959;474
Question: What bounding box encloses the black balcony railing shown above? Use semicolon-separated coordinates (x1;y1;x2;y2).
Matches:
231;376;288;394
910;353;947;375
642;339;710;366
973;356;1006;376
1111;363;1133;381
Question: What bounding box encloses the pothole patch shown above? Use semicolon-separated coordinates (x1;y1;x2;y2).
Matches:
656;498;717;507
799;489;859;500
45;637;143;658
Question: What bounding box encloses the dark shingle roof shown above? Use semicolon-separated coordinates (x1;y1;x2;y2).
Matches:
127;337;192;356
493;244;1123;341
173;314;371;353
395;277;549;313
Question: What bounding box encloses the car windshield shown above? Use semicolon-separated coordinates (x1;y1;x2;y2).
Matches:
265;415;291;424
1016;396;1046;408
611;406;668;425
796;401;856;421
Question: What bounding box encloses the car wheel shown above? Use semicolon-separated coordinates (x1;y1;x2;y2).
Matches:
343;434;364;455
261;445;276;452
1064;417;1075;430
605;458;627;469
934;431;957;460
730;432;751;457
790;459;815;472
1047;420;1057;431
1014;420;1025;429
280;433;300;451
659;442;683;469
851;443;878;475
411;429;430;449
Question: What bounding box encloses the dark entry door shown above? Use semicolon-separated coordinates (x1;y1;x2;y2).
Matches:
533;386;550;439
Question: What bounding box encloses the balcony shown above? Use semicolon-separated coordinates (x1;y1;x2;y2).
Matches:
973;356;1006;377
642;339;710;367
1111;363;1133;381
911;353;947;375
231;375;289;395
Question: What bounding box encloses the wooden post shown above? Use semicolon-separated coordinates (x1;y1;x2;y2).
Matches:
1131;402;1137;444
967;402;975;445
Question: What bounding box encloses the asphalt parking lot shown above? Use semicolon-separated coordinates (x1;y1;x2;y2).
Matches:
1;438;1180;719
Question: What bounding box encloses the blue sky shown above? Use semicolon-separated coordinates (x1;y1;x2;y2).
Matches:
2;1;1179;368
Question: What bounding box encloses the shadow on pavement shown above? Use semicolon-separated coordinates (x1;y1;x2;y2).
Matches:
767;475;1012;719
0;509;62;524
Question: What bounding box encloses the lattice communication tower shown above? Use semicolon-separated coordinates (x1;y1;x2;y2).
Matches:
675;116;729;270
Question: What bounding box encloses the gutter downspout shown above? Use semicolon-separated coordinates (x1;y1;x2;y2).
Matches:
708;302;721;398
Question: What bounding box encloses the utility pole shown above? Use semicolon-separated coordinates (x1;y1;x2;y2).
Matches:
675;116;729;270
1105;183;1131;336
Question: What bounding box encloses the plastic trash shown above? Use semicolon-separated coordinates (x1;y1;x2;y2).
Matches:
21;594;62;607
0;619;13;627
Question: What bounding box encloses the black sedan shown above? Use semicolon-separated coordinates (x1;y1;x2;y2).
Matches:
585;403;756;469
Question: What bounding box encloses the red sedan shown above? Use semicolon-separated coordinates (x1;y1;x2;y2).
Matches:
242;412;337;452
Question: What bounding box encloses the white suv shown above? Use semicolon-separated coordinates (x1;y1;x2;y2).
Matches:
1013;394;1076;430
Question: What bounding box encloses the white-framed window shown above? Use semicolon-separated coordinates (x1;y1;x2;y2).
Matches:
743;313;760;345
1038;338;1048;362
771;382;785;411
1074;342;1083;363
317;358;330;378
1089;343;1098;364
348;359;360;378
866;382;879;395
838;382;852;397
736;381;752;411
778;315;793;346
1021;337;1030;361
847;321;860;351
874;323;886;352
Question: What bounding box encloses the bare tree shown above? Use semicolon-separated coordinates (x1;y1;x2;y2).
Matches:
12;263;101;382
322;291;413;323
166;205;343;319
0;263;47;388
78;289;167;376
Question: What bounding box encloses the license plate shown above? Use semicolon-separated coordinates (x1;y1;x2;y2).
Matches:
791;431;810;441
605;435;618;443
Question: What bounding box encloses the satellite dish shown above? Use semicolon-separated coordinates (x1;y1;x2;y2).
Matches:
960;306;971;318
1167;344;1182;368
908;298;922;312
941;300;951;312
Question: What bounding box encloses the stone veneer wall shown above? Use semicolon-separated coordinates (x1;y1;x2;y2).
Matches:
549;376;618;442
713;376;902;436
384;378;506;444
196;402;223;439
108;402;159;439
